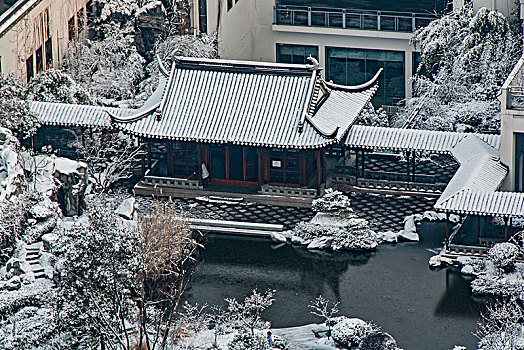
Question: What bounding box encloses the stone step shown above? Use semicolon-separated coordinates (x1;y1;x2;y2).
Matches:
32;267;45;274
34;272;47;279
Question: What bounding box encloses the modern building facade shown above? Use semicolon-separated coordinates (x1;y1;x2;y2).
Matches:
192;0;451;109
0;0;87;81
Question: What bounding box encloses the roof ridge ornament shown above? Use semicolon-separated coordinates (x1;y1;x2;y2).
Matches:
322;68;383;92
156;54;170;78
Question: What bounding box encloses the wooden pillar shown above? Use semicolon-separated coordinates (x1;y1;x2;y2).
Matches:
504;216;509;241
225;145;230;180
166;141;174;177
316;149;321;193
406;151;410;182
412;151;416;182
445;212;449;250
355;149;359;181
147;139;152;170
477;216;481;242
322;149;326;183
197;143;203;186
257;148;263;190
140;137;146;177
361;150;365;177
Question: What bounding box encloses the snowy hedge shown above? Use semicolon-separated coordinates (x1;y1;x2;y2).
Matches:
488;243;520;272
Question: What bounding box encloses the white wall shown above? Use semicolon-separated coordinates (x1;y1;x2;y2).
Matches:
0;0;87;80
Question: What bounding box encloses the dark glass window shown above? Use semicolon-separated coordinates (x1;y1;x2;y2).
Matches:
77;8;85;33
227;0;233;11
172;141;199;177
36;46;44;73
45;38;53;69
150;140;168;177
276;44;319;64
326;47;405;107
68;16;76;41
26;55;34;83
199;0;207;34
516;133;524;192
278;0;447;13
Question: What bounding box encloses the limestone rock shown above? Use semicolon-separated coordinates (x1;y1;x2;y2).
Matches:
270;232;287;244
397;229;419;242
42;233;58;251
461;265;475;276
307;237;333;250
115;197;135;220
290;235;305;245
6;258;30;276
5;275;21;290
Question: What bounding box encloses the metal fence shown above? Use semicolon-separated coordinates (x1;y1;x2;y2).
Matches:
273;5;438;33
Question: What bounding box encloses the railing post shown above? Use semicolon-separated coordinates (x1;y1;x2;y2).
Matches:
307;7;311;26
325;12;328;27
291;9;294;25
377;11;381;31
412;14;416;32
342;9;346;28
273;6;276;24
360;13;363;29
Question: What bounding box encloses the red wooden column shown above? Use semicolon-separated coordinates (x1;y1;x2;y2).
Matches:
197;143;203;186
257;148;263;190
316;149;321;193
166;141;174;177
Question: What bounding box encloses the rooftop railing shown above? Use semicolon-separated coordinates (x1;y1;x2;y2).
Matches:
273;5;439;33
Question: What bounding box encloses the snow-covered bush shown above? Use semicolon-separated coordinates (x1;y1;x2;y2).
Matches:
312;189;352;214
26;69;92;104
0;75;40;139
331;317;378;348
226;289;275;336
356;102;390;127
489;243;520;272
228;331;269;350
476;298;524;350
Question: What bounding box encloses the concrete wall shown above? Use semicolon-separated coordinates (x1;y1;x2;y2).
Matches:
0;0;87;81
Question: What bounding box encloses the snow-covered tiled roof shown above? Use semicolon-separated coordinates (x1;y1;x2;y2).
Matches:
434;135;522;218
435;190;524;217
112;57;378;149
29;101;134;128
345;125;500;153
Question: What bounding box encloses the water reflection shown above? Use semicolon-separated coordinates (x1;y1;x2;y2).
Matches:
185;224;485;350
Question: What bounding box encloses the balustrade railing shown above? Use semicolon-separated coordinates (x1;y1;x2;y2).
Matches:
273;5;438;33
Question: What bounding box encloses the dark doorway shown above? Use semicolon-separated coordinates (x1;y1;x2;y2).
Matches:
210;145;226;180
229;146;244;181
244;147;258;182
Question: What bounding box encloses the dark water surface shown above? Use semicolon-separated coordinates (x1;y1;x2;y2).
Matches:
185;222;486;350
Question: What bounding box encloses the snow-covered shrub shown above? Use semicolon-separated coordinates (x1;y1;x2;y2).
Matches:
359;332;398;350
331;317;378;348
477;298;524;350
228;331;269;350
356;102;390;127
293;220;378;251
26;69;92;105
0;75;40;139
312;189;352;214
489;243;520;272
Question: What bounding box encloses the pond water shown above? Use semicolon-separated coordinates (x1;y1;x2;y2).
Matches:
184;222;487;350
